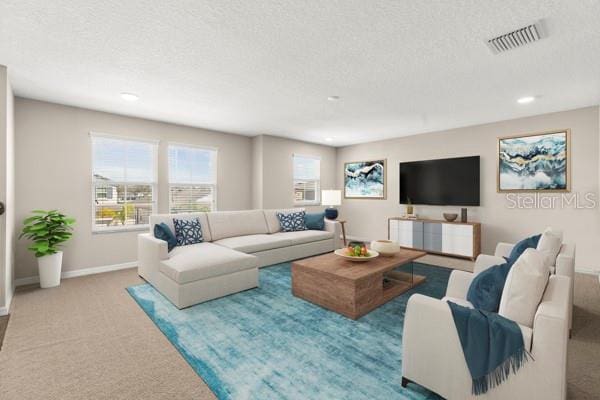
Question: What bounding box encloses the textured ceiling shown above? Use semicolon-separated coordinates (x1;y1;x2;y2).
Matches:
1;1;599;146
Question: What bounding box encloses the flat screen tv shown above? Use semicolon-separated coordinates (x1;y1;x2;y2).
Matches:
399;156;480;206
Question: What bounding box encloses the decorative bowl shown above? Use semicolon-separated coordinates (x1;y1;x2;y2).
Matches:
443;213;458;222
334;248;379;262
370;240;400;257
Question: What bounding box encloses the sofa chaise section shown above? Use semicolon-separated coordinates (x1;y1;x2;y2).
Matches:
160;242;258;283
138;233;259;309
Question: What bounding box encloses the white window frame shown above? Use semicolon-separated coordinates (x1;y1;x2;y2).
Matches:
167;142;218;213
293;154;321;206
90;132;159;233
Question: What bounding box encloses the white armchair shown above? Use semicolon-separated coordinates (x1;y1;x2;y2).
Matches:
402;272;571;400
475;241;575;331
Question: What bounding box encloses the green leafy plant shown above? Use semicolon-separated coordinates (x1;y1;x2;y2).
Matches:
19;210;75;257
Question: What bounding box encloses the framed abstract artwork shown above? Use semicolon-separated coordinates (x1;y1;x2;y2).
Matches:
344;159;386;199
497;129;571;192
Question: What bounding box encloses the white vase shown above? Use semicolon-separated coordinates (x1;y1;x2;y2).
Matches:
370;240;400;257
38;251;63;288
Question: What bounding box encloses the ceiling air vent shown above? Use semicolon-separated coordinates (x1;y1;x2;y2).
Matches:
486;20;546;54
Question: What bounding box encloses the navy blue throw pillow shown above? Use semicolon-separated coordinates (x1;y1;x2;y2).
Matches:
467;233;542;312
173;218;204;246
153;223;177;252
506;234;542;265
304;212;325;230
277;211;307;232
466;262;511;312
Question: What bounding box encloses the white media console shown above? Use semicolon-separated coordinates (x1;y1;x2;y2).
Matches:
388;217;481;260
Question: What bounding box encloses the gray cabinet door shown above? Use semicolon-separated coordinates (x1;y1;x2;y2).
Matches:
411;221;424;249
423;222;442;252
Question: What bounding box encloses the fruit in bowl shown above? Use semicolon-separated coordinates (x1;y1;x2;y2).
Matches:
347;244;370;257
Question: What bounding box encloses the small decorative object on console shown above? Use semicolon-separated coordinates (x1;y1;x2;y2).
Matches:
443;213;458;222
370;240;400;257
461;208;468;222
406;198;414;215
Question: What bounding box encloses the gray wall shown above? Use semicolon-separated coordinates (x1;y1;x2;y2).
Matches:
15;98;254;279
12;98;600;282
254;135;337;211
336;106;600;271
252;135;264;209
0;66;15;311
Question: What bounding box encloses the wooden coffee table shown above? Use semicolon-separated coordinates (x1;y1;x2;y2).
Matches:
291;249;427;320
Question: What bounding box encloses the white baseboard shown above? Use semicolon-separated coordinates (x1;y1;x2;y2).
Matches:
0;290;13;316
0;296;12;317
15;261;137;287
574;267;600;275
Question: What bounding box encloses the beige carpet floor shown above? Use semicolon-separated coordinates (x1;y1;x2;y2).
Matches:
0;261;598;399
0;269;216;400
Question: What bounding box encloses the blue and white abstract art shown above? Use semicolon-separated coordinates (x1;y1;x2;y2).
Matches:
498;130;570;191
344;160;386;198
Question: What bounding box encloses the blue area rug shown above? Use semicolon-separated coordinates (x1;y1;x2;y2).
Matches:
127;262;450;400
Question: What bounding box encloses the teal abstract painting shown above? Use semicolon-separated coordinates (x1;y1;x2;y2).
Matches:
344;160;386;199
498;130;569;191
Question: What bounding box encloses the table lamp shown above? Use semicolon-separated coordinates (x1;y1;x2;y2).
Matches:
322;190;341;219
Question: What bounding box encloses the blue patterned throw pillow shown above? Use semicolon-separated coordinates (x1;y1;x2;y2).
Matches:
277;211;307;232
173;218;204;246
153;223;177;252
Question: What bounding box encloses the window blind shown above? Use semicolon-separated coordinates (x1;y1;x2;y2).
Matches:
293;155;320;205
91;134;157;231
168;144;217;213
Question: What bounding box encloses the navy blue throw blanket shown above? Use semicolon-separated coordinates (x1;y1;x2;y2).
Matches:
448;302;530;395
450;234;541;394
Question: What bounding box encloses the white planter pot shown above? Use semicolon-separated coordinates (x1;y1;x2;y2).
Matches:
38;251;63;288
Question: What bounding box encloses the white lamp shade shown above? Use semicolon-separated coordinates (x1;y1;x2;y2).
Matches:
322;190;341;206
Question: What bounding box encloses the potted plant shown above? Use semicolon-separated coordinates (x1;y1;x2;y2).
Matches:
19;210;75;288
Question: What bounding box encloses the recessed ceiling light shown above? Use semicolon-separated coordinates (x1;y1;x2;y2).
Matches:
327;96;340;101
517;96;535;104
120;92;139;102
325;137;334;142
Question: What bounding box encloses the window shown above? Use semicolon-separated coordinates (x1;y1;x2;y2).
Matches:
168;144;217;213
293;154;320;205
91;134;158;231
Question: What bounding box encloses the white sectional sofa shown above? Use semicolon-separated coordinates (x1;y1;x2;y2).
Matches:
138;209;342;309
